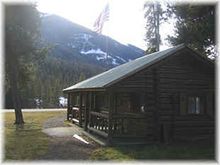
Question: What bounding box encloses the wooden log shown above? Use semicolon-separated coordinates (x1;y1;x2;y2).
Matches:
174;121;214;127
90;111;109;118
174;128;214;136
112;134;149;138
112;113;149;119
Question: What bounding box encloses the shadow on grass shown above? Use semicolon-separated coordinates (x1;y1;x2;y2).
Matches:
90;141;215;161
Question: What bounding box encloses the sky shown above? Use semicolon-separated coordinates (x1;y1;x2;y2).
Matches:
36;0;174;50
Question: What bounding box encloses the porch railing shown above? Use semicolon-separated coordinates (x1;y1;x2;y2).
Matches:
87;111;151;139
111;113;150;138
88;111;109;138
69;106;151;139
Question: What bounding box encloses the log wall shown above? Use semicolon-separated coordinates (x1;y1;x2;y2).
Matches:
157;51;214;141
112;50;215;142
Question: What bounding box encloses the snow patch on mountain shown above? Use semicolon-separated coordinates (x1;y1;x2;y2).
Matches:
80;48;120;66
80;48;107;55
115;56;127;63
96;54;107;61
109;57;120;66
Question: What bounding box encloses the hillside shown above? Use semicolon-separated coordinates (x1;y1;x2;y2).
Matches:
5;14;145;108
41;14;144;67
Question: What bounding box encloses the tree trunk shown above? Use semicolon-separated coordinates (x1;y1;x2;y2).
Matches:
12;85;24;125
8;54;24;125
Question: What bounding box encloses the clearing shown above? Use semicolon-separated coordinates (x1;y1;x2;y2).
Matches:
3;110;215;161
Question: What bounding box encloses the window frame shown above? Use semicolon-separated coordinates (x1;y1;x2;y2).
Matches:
180;92;206;116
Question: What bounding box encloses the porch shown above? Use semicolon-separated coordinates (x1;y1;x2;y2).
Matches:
66;91;154;144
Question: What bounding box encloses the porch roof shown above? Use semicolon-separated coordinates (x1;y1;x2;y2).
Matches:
63;44;212;92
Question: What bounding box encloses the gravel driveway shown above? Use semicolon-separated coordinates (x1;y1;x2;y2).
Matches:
40;114;99;160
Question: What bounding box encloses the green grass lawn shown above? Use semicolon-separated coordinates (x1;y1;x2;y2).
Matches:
4;111;66;160
90;143;215;160
4;110;215;161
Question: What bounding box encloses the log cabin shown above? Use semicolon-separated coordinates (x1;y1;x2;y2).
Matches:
63;44;215;145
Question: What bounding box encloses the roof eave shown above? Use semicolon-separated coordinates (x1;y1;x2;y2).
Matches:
63;87;106;93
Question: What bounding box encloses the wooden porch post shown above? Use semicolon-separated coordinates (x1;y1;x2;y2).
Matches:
67;93;71;121
79;92;83;127
88;92;93;128
71;94;75;123
84;92;89;131
108;91;115;145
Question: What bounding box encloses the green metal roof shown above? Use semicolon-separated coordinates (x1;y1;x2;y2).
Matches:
63;44;187;92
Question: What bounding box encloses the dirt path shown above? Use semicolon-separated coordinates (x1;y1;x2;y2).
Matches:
43;114;67;129
40;114;99;160
39;137;98;160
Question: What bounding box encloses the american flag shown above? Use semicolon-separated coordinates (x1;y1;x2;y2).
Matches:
93;3;110;34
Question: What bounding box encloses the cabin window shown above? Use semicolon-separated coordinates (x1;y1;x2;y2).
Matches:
188;96;201;114
180;93;205;115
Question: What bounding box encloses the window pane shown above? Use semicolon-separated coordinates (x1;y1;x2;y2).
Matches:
195;97;200;114
188;97;196;114
188;96;201;114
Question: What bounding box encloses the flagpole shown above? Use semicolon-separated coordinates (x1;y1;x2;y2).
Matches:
93;2;110;65
105;3;110;64
105;33;108;63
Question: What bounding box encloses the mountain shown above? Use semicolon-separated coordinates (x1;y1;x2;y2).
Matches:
40;14;144;68
5;14;145;108
5;14;145;109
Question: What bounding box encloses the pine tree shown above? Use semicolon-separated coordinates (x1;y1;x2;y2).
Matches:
5;4;42;124
165;4;216;58
144;1;163;53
